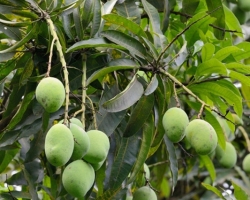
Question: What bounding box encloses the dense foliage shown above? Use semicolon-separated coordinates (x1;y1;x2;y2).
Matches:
0;0;250;199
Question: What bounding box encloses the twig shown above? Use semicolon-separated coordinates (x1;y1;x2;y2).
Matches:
159;68;210;108
45;14;70;124
238;126;250;152
46;37;56;77
209;24;242;34
81;54;87;129
171;11;192;19
173;83;180;108
197;103;205;119
86;95;98;130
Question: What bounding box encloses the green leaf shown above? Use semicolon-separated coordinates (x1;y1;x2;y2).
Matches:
144;74;158;95
199;155;216;182
0;18;31;27
115;0;140;22
229;70;250;87
81;0;94;30
102;14;148;39
185;12;215;47
102;75;144;112
104;133;141;197
195;58;227;79
22;166;39;199
223;5;242;38
123;94;154;137
89;85;126;136
201;43;215;62
231;181;249;200
189;82;242;116
86;60;139;85
141;0;164;48
163;135;178;193
204;109;226;150
6;82;36;130
201;183;226;200
0;148;19;173
127;115;154;184
0;23;37;53
205;0;225;39
226;62;250;74
232;42;250;61
66;38;125;53
90;0;101;37
73;7;84;40
101;30;147;59
214;46;242;61
141;36;159;60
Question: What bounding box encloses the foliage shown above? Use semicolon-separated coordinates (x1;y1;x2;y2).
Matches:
0;0;250;199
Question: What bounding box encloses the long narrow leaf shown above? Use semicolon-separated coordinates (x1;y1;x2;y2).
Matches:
163;135;178;193
102;75;144;112
101;30;147;59
123;94;154;137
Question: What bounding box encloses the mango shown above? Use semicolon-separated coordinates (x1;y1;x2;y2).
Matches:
69;123;90;160
45;124;74;166
83;130;110;164
238;0;250;11
62;160;95;198
243;154;250;173
216;142;237;168
162;107;189;143
36;77;65;113
185;119;218;155
91;159;106;171
133;186;157;200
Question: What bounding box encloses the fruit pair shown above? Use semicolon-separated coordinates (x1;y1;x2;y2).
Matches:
162;107;218;155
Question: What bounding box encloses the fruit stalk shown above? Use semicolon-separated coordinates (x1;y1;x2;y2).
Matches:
81;54;87;129
159;68;209;107
45;17;70;124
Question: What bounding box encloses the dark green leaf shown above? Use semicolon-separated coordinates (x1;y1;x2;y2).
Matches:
141;0;164;47
102;14;148;39
144;74;158;95
127;115;154;184
87;64;138;86
0;23;37;53
101;30;147;59
6;82;36;130
115;0;140;23
89;85;126;136
163;135;178;193
107;133;141;192
103;75;144;112
123;94;154;137
73;7;84;40
90;0;101;37
81;0;94;30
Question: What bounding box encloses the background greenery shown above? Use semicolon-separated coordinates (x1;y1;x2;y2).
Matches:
0;0;250;199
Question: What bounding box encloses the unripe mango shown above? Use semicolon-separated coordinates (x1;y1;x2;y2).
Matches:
36;77;65;113
45;124;74;166
216;142;237;168
243;154;250;173
91;159;105;171
83;130;110;164
70;124;90;160
133;186;157;200
162;107;189;143
185;119;218;155
62;160;95;198
70;117;83;128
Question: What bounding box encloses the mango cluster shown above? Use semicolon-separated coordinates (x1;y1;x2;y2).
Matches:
44;118;110;198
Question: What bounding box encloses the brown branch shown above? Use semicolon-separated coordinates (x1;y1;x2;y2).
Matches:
209;24;243;34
